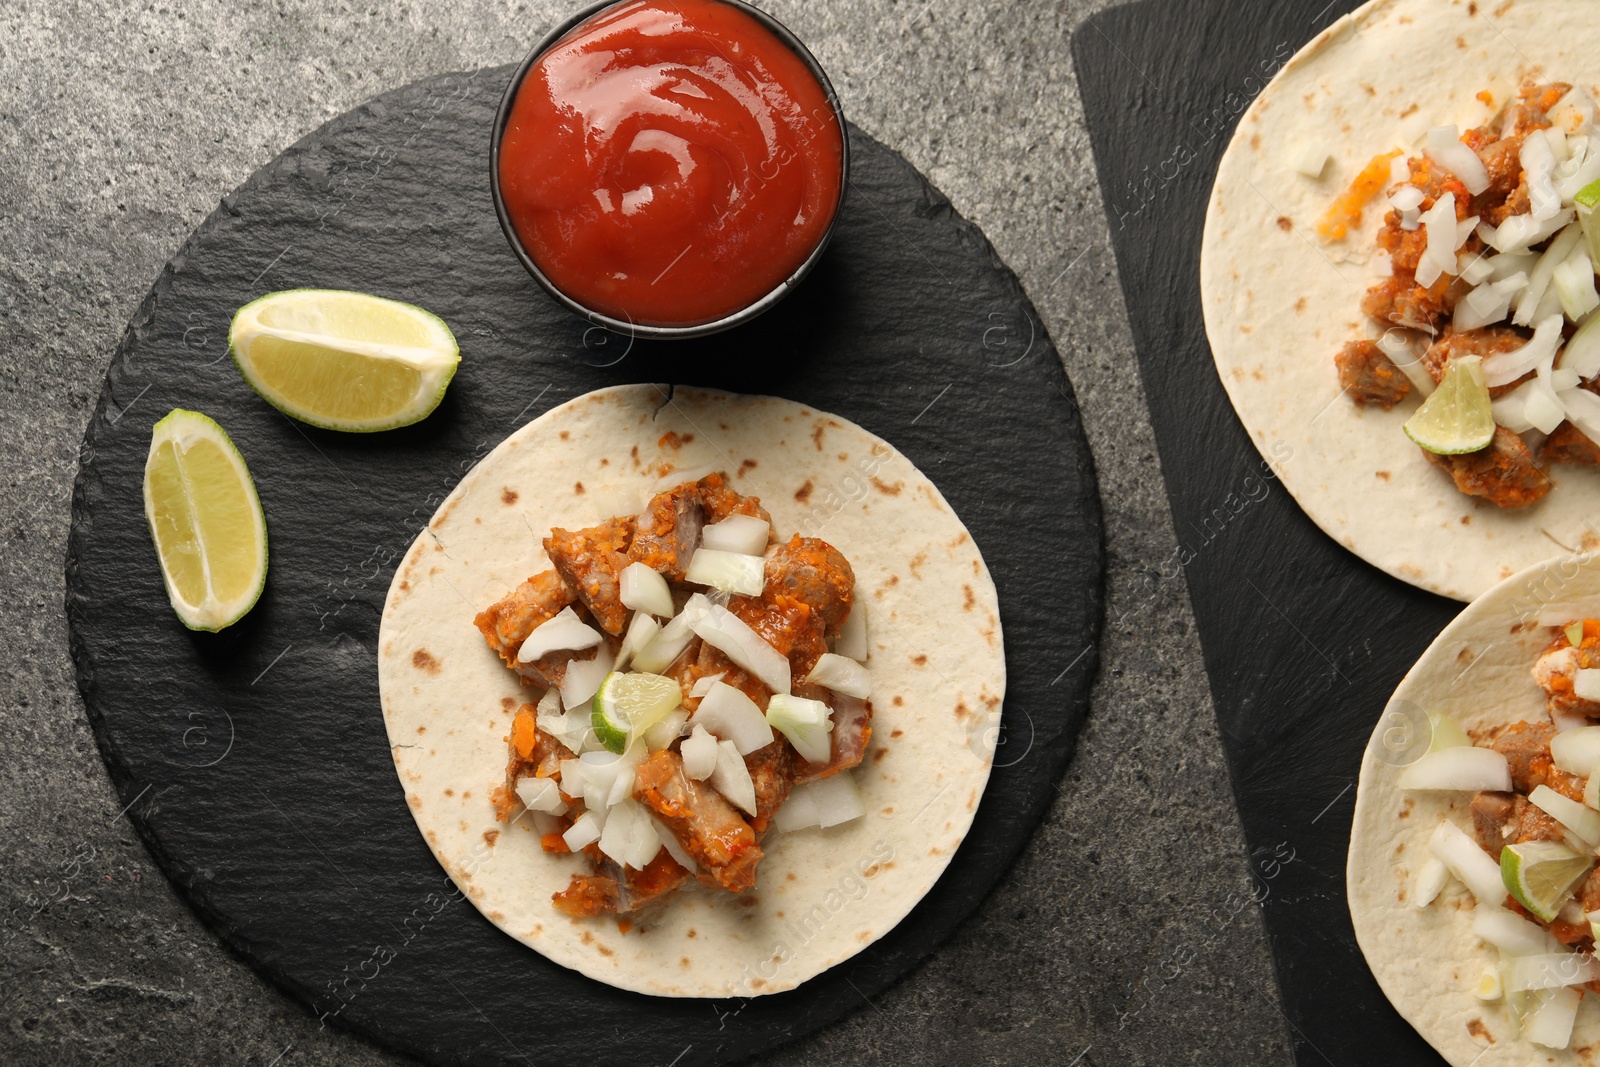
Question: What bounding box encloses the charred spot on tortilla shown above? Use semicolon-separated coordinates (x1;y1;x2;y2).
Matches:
794;480;813;503
412;648;441;674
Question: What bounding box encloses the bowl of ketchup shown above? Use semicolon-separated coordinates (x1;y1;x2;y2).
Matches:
492;0;848;337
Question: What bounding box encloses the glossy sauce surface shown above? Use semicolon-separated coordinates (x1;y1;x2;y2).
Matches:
498;0;845;327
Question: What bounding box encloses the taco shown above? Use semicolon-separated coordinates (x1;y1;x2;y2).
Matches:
377;384;1005;997
1350;552;1600;1061
1202;0;1600;601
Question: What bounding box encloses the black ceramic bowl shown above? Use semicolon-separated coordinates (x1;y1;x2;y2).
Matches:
489;0;849;340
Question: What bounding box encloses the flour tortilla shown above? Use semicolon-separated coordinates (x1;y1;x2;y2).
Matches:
1350;551;1600;1064
1201;0;1600;602
377;384;1004;997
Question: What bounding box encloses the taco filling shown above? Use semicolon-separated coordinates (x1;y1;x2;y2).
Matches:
1336;81;1600;509
473;472;874;919
1403;619;1600;1050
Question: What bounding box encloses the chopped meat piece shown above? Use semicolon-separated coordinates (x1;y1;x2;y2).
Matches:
1361;273;1452;331
474;569;574;669
1490;720;1586;800
1547;422;1600;466
628;472;770;581
492;706;575;821
587;852;693;914
743;740;795;831
792;693;873;784
762;536;855;632
1424;426;1551;509
1335;340;1411;409
687;641;770;708
1583;865;1600;915
552;874;619;918
634;750;761;891
1534;624;1600;718
1421;328;1530;398
730;592;827;682
1471;790;1565;855
544;516;635;636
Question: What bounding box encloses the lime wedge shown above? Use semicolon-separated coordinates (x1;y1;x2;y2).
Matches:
143;410;268;631
1577;179;1600;267
592;671;684;754
1404;354;1495;455
1501;840;1592;922
229;289;459;432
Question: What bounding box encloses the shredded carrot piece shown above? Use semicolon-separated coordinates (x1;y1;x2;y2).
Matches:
511;707;538;760
1476;90;1495;108
1316;150;1402;240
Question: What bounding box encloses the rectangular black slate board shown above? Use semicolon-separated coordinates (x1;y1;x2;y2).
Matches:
1074;3;1459;1064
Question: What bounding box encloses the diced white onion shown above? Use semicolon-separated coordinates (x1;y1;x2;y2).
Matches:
1490;251;1539;281
833;598;869;661
1492;382;1538;434
1552;727;1600;775
1472;966;1503;1001
1473;907;1566;956
1413;856;1450;908
1472;908;1561;953
1460;255;1494;285
688;672;726;698
1558;139;1600;203
685;548;766;596
614;611;661;671
650;815;697;871
619;562;675;618
809;773;865;827
562;811;602;852
680;723;719;780
766;693;834;763
642;708;687;752
1482;207;1576;254
1531;784;1600;846
1554;248;1600;321
1559;387;1600;445
691;681;775;755
708;738;757;815
1390;185;1426;230
1576;668;1600;703
1525;985;1582;1050
1453;271;1528;331
1516;225;1587;326
1566;315;1600;379
597;798;662;870
1417;192;1460;288
1430;819;1509;907
1524;380;1569;435
691;601;791;694
1397;746;1512;792
1483;316;1565;387
1503;953;1600;992
1377;330;1435;396
1427;125;1491;195
515;776;568;815
805;652;873;699
1553;367;1582;392
1291;143;1330;178
700;515;770;555
559;644;614;710
630;594;711;673
517;606;604;663
1522;129;1564;220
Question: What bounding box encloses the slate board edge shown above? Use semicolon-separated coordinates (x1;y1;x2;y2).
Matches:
64;66;1107;1064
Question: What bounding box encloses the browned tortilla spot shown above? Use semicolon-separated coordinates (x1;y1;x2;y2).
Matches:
658;431;686;450
874;749;889;763
1276;216;1291;231
685;928;697;938
892;696;904;707
596;944;614;957
574;481;585;494
912;654;927;666
871;477;902;496
891;728;904;738
501;488;518;506
581;931;593;944
412;648;441;674
445;788;454;797
399;579;410;591
738;459;757;477
500;697;515;712
484;830;500;847
962;585;975;611
1466;1019;1491;1042
794;480;813;503
1375;471;1390;481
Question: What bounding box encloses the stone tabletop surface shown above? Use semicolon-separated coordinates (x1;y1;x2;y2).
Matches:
0;0;1295;1064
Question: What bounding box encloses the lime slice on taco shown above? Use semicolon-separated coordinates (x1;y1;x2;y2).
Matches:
1403;355;1494;456
1501;840;1591;923
592;671;683;753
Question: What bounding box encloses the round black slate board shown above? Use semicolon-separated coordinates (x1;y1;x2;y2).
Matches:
66;65;1103;1066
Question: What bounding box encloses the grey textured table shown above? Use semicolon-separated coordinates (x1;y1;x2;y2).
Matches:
0;0;1294;1063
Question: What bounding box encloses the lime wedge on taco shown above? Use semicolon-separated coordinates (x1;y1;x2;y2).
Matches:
592;671;683;753
1403;355;1494;456
1576;179;1600;266
1501;840;1592;923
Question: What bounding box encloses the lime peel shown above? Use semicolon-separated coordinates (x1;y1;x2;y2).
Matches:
1501;840;1592;923
592;671;684;754
1404;354;1495;455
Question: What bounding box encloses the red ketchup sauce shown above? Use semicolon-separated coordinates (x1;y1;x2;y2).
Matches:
497;0;845;328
